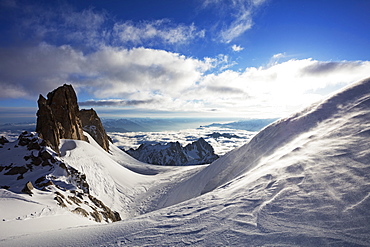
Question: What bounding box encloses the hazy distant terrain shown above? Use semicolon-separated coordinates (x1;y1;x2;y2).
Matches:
1;119;273;155
110;127;255;156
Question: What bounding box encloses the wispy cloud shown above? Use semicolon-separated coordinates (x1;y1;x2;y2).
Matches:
301;61;366;76
203;0;269;43
79;99;157;107
231;44;244;52
113;20;205;46
0;0;17;8
7;2;204;50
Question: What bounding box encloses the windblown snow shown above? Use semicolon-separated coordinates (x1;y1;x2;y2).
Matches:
1;78;370;246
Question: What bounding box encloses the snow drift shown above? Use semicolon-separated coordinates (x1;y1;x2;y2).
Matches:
1;77;370;246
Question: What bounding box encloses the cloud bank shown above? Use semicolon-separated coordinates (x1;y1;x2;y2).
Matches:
1;39;369;117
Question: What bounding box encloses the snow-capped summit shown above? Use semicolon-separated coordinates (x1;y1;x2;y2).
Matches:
126;137;219;165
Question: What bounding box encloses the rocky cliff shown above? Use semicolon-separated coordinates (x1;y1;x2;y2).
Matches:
36;84;110;153
80;109;111;152
36;84;86;153
126;137;219;165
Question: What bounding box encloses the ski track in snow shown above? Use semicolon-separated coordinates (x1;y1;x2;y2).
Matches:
1;78;370;246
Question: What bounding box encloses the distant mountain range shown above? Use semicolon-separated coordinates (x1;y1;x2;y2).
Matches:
101;118;276;132
126;137;219;166
101;118;218;132
203;118;277;131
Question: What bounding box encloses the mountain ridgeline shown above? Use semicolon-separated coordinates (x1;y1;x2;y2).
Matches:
126;137;219;166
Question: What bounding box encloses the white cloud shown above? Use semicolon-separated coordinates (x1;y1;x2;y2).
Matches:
267;52;286;66
0;43;85;98
194;58;370;117
13;2;204;50
0;44;211;101
83;46;210;98
113;20;205;45
204;0;269;43
204;54;237;71
17;5;109;49
231;44;244;52
1;43;369;118
221;12;253;43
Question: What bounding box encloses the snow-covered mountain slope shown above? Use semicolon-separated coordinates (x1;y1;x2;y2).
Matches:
1;77;370;246
126;77;370;211
59;134;205;217
0;131;205;241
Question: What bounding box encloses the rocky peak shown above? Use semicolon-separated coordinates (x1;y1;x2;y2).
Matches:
80;109;111;152
0;136;9;145
36;84;87;153
126;138;219;166
184;137;219;165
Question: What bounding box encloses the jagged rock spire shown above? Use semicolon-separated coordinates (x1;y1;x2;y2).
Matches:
36;84;111;154
36;84;87;153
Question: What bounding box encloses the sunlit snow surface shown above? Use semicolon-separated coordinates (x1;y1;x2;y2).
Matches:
1;78;370;246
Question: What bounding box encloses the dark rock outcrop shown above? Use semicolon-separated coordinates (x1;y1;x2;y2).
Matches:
80;109;111;152
4;166;28;176
126;138;219;166
0;136;9;145
183;137;220;164
21;181;34;195
36;84;110;153
206;132;242;139
36;84;87;153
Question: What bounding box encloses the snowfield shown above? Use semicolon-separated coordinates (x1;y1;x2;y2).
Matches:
1;78;370;246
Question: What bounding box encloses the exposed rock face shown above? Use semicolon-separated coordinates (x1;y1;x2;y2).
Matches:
206;132;242;139
80;109;111;152
0;136;9;145
36;84;111;153
36;84;87;153
21;181;34;195
126;137;219;166
183;137;220;164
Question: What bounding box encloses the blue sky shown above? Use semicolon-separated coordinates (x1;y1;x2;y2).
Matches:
0;0;369;123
